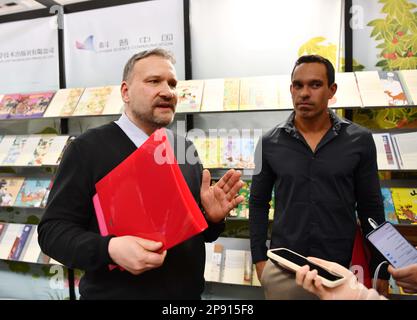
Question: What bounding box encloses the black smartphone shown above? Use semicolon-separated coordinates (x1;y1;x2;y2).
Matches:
366;221;417;268
267;248;346;287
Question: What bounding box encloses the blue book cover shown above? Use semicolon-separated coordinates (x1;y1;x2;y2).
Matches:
381;188;398;224
9;224;33;261
14;179;51;207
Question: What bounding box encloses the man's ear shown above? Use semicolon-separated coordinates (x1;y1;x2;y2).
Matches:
328;83;337;99
121;81;130;104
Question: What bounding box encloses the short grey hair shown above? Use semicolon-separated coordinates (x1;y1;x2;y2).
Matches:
122;48;176;82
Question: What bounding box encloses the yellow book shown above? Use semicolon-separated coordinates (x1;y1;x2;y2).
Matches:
391;188;417;224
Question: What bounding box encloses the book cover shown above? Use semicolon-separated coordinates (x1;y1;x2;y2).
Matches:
101;85;124;115
14;135;42;166
8;92;55;119
1;136;28;166
0;222;6;239
0;135;17;164
200;79;224;112
28;135;70;166
391;132;417;170
378;71;410;106
222;249;249;285
355;71;390;107
239;76;279;111
175;80;204;113
372;133;399;170
0;177;25;207
391;188;417;224
205;137;220;168
223;79;240;111
221;136;240;168
72;86;114;116
328;72;362;108
204;243;224;282
22;227;41;263
14;178;51;208
381;188;398;224
277;75;293;110
237;137;255;169
188;135;208;167
0;223;20;259
40;180;53;208
398;70;417;105
8;224;33;261
43;88;84;117
0;94;21;119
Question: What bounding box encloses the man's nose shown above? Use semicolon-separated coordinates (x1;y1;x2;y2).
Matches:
159;82;176;99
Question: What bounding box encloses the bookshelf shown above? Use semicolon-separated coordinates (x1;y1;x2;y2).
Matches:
0;68;416;298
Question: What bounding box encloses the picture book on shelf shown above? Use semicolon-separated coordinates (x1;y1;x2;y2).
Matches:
355;71;390;107
1;136;28;166
398;70;417;105
8;224;33;261
0;94;21;119
8;92;55;119
14;178;51;208
0;177;25;207
390;188;417;224
378;71;410;106
43;88;84;117
175;80;204;113
381;188;398;224
200;79;224;112
223;79;240;111
239;76;279;111
72;86;114;116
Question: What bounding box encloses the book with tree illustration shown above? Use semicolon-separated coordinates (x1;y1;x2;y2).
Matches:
390;188;417;224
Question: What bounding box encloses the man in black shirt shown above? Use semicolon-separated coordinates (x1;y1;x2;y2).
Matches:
249;55;388;299
38;48;244;299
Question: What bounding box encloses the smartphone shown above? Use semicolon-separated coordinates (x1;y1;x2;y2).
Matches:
366;221;417;268
267;248;346;288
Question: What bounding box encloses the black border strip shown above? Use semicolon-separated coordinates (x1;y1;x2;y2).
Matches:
183;0;192;80
344;0;353;72
63;0;152;13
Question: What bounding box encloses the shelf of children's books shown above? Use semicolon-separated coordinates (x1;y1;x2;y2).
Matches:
395;224;417;246
176;105;417;115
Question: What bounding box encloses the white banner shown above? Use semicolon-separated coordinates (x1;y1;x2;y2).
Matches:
190;0;343;79
64;0;185;88
0;16;60;94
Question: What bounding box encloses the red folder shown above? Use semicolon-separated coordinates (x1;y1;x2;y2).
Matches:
93;128;208;253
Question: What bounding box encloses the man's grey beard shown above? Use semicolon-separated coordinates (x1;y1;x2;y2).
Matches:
131;108;174;128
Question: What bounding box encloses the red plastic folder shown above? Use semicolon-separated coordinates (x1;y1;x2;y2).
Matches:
93;128;208;253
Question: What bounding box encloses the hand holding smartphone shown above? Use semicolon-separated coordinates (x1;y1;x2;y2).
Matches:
366;221;417;268
267;248;347;288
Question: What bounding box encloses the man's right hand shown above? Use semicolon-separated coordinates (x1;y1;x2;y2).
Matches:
108;236;167;275
255;260;267;281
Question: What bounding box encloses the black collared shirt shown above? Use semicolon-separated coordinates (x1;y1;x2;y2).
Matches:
249;110;386;273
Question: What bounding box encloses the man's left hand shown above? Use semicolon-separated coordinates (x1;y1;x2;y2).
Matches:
200;169;244;223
